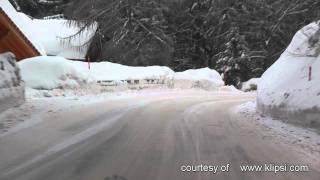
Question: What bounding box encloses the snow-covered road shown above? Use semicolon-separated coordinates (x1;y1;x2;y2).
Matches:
0;90;319;180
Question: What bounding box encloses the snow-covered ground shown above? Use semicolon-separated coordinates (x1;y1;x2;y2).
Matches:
257;22;320;129
235;102;320;169
0;90;136;136
0;88;244;136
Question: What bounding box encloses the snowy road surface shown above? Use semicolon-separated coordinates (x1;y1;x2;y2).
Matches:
0;91;319;180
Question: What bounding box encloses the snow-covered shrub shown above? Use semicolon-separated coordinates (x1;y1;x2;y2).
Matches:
241;78;260;92
0;52;25;113
257;22;320;129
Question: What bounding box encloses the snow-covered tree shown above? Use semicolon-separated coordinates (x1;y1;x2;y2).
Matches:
9;0;70;18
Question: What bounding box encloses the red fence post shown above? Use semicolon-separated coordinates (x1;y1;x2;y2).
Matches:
308;66;312;81
87;57;91;70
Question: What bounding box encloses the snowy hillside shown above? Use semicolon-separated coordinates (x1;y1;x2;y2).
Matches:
0;53;25;113
257;22;320;128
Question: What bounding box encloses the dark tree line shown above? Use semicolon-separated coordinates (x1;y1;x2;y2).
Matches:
9;0;71;18
12;0;320;87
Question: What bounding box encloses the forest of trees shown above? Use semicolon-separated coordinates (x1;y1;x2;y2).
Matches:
11;0;320;87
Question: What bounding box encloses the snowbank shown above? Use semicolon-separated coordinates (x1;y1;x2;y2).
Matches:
0;0;46;55
18;56;175;90
18;56;88;90
257;22;320;129
0;52;25;113
71;61;174;81
174;68;224;90
18;56;226;91
241;78;260;92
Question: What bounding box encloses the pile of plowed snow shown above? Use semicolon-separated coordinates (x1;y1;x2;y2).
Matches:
18;56;225;91
18;56;175;90
174;68;224;90
19;57;88;90
257;22;320;129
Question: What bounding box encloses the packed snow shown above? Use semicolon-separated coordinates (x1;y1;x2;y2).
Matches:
241;78;260;92
257;22;320;129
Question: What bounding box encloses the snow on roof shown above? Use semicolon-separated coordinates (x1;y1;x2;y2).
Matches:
0;0;46;55
0;0;97;60
32;19;96;60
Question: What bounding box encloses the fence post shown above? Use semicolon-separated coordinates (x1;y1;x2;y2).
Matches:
87;57;91;70
308;66;312;81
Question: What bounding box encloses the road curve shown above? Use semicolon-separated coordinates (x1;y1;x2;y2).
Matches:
0;91;319;180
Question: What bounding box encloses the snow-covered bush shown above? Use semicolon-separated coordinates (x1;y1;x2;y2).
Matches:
18;56;88;90
257;22;320;129
241;78;260;92
0;52;25;113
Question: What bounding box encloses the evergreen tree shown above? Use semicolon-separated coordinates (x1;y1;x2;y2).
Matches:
215;27;250;87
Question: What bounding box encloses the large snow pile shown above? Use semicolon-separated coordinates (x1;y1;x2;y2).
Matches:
0;1;46;55
18;56;226;91
18;56;88;90
257;22;320;129
241;78;260;92
174;68;224;90
18;56;175;90
0;52;25;113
